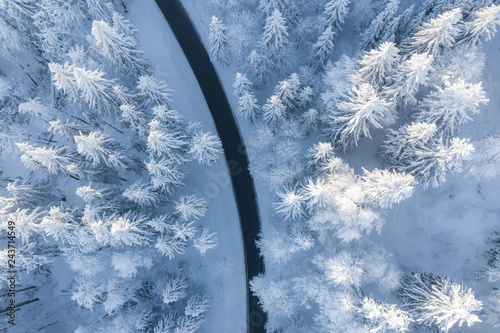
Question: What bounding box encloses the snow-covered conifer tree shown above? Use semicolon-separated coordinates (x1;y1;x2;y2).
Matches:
185;294;211;318
274;188;305;220
246;49;270;86
16;142;79;177
263;95;286;127
91;19;146;73
357;42;400;89
188;129;222;166
146;158;185;195
463;4;500;45
359;297;413;333
410;8;462;56
361;168;416;209
360;0;400;51
147;121;188;163
261;9;290;71
398;272;482;331
315;252;364;288
119;104;148;137
155;233;187;258
75;131;133;170
238;91;260;122
232;72;252;97
123;180;159;206
312;27;336;69
48;62;79;102
41;206;78;243
174;195;207;221
415;79;488;137
109;213;151;246
48;119;88;142
301;108;319;135
383;53;434;108
193;228;218;255
209;16;230;65
323;0;351;33
161;274;189;304
85;0;113;20
326;83;394;151
137;75;173;107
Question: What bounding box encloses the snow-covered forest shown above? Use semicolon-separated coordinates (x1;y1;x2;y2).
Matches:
1;0;500;332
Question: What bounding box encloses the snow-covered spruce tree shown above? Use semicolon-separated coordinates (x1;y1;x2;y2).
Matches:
119;104;148;137
147;120;188;164
358;297;413;333
74;131;137;171
383;52;434;108
359;0;400;51
232;72;253;97
246;49;271;87
414;79;488;138
123;180;159;207
357;41;400;89
238;91;261;122
91;18;147;73
85;0;114;20
16;142;80;178
325;83;394;152
409;8;463;56
188;129;222;166
261;9;291;72
381;123;474;188
397;272;482;331
360;168;416;209
323;0;351;33
209;16;230;65
351;0;379;32
193;228;218;255
274;188;305;221
136;74;174;108
146;157;185;195
263;95;286;128
48;119;89;142
312;26;336;70
380;5;415;45
462;4;500;45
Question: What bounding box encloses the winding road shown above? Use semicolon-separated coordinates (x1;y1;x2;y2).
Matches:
153;0;267;332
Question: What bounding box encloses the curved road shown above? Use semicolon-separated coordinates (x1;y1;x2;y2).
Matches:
153;1;267;332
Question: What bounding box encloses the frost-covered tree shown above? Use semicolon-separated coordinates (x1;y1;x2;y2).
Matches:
193;228;218;255
380;5;414;45
155;233;187;259
263;95;286;127
111;251;152;278
246;49;270;86
326;83;394;152
357;42;400;89
91;19;146;73
463;4;500;45
361;168;416;209
146;158;185;195
410;8;462;56
86;0;113;20
359;297;413;333
238;91;260;122
382;125;474;188
48;119;88;142
16;142;79;177
274;188;305;221
351;0;379;31
360;0;400;51
123;180;159;206
109;213;151;247
397;272;482;331
161;274;189;304
185;294;211;318
41;206;78;243
250;274;296;318
324;0;351;33
119;104;148;137
301;108;319;135
6;208;44;244
383;53;434;108
174;195;207;221
137;75;173;107
312;27;336;69
48;62;79;102
414;79;488;137
315;252;364;288
232;72;252;97
261;9;290;71
75;131;134;170
188;129;222;166
147;120;188;163
209;16;230;65
72;66;117;114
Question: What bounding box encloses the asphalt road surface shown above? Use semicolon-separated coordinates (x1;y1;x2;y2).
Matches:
154;1;267;331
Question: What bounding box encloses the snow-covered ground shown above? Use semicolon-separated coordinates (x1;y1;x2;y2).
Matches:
126;1;247;331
